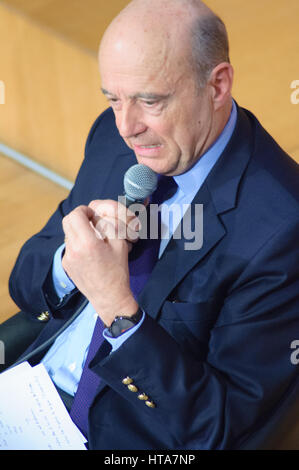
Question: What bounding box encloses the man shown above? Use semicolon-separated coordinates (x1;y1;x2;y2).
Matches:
4;0;299;450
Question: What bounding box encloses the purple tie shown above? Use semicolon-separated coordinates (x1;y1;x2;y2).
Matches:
70;176;177;437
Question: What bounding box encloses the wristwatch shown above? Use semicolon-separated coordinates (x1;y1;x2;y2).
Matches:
107;308;143;338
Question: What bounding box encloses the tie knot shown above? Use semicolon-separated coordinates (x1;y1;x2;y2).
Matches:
151;175;178;205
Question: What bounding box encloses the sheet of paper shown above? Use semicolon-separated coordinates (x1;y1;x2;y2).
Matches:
0;361;31;381
0;362;87;450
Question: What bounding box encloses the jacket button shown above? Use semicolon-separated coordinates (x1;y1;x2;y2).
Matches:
145;400;156;409
127;384;138;393
122;377;133;385
37;311;50;322
138;393;149;401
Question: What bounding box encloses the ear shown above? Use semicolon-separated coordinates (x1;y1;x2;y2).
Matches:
209;63;234;111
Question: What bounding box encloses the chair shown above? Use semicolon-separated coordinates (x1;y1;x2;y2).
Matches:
0;311;45;373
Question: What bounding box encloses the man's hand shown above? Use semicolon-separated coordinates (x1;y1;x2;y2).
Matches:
62;200;141;326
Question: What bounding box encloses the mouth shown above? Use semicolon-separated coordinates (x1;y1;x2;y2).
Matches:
132;143;163;157
139;145;160;148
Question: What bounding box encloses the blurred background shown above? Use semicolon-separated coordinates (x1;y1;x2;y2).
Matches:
0;0;298;322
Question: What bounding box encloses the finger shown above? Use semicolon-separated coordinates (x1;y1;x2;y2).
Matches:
126;217;141;243
89;199;141;230
89;200;118;219
93;216;116;240
92;214;141;243
89;220;106;240
89;200;145;245
63;206;100;248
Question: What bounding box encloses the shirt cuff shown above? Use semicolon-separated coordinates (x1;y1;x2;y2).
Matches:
52;244;75;299
103;311;145;352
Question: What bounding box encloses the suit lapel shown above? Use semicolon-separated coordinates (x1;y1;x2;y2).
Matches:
138;105;253;319
138;183;225;318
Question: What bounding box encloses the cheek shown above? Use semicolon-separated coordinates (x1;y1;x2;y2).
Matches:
147;115;179;145
114;112;122;133
162;106;195;145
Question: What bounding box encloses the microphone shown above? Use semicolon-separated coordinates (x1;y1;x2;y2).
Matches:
123;164;158;208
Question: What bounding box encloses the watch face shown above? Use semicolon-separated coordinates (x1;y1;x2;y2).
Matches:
109;309;143;337
110;318;136;337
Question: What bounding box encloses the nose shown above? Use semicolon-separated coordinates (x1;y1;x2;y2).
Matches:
116;103;147;139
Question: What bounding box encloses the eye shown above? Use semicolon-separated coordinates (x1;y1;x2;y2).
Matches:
143;100;156;107
108;97;122;110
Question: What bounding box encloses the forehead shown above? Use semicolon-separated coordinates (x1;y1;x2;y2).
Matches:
99;38;191;97
98;14;195;92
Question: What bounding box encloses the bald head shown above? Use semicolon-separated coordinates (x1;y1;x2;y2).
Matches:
98;0;233;176
99;0;230;88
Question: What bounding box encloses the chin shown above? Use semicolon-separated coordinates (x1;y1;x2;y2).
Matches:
135;157;175;176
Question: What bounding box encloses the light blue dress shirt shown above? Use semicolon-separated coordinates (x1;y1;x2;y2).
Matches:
42;100;237;396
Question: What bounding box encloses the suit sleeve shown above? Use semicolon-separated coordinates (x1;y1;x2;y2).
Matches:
90;217;299;449
8;112;107;317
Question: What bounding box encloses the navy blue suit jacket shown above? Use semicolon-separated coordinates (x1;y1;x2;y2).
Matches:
9;104;299;449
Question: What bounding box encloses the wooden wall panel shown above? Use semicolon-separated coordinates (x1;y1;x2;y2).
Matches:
206;0;299;162
0;154;68;323
0;0;297;185
1;0;130;53
0;3;105;182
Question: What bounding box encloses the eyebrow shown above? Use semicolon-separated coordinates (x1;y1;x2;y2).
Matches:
101;88;170;101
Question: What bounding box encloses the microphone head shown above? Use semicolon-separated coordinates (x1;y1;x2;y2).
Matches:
124;164;158;203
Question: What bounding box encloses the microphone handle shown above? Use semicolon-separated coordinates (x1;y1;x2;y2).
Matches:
124;194;145;209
